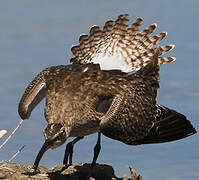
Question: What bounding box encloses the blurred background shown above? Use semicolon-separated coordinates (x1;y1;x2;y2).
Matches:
0;1;198;179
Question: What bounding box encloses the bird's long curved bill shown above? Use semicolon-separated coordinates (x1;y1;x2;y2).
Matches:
33;140;52;172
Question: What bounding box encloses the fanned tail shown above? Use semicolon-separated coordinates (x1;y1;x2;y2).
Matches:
134;105;197;144
70;14;175;73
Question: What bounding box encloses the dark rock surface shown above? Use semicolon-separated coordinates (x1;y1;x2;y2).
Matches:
0;163;143;180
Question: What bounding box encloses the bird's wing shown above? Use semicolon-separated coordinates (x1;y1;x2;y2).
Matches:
70;14;175;73
98;47;161;145
18;69;48;119
99;93;155;145
100;92;197;145
99;48;196;145
132;104;197;144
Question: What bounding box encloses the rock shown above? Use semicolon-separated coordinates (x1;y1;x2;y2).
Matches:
0;163;142;180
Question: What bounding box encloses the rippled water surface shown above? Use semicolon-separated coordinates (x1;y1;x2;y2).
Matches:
0;1;199;180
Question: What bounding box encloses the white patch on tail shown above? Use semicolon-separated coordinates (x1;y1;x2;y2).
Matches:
91;45;132;72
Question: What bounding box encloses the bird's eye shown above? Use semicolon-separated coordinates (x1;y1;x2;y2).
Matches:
56;134;62;141
55;131;65;141
60;130;65;136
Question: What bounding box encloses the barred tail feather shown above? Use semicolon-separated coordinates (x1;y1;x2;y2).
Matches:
70;14;175;73
132;44;175;69
127;17;143;38
89;26;102;56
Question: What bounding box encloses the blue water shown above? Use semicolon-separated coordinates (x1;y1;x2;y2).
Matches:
0;1;199;179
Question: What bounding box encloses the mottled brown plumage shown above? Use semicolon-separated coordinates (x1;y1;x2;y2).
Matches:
18;14;196;171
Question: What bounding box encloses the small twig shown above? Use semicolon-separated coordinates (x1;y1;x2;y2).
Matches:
0;130;7;140
0;119;24;150
7;145;25;163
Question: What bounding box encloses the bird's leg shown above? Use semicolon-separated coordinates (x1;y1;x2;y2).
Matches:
91;132;101;168
63;136;84;166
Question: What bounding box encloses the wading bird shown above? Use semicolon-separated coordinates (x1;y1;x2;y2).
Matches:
18;14;196;172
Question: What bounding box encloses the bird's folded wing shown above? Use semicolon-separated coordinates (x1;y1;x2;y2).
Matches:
99;95;196;145
99;94;154;145
134;105;197;144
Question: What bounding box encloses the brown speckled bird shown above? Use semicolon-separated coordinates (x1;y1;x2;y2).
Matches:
18;14;196;172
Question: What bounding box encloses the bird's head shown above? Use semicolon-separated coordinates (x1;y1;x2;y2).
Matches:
43;123;67;149
33;123;69;171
